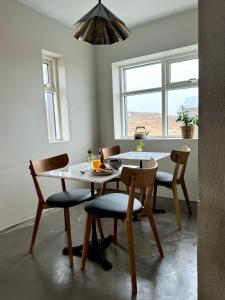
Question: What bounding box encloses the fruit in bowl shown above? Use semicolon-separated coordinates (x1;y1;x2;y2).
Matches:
99;163;106;169
108;159;123;170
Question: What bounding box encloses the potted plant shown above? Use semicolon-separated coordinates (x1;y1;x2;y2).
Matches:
176;106;199;139
136;139;145;152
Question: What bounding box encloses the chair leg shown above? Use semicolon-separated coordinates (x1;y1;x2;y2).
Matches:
81;214;93;270
29;204;43;253
181;180;192;215
145;207;164;257
116;181;119;192
126;221;137;294
96;217;104;239
153;183;158;210
113;219;118;244
64;208;73;267
172;185;182;230
64;209;67;231
101;182;107;196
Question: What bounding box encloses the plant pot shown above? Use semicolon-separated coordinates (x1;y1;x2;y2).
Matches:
181;125;195;139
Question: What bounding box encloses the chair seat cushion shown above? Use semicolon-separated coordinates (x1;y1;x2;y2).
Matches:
85;193;142;219
46;189;96;208
156;171;173;185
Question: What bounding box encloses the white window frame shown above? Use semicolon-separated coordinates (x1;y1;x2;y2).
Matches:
166;54;198;88
42;56;62;142
120;51;198;138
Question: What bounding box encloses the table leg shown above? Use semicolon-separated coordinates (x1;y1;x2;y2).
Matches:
62;182;113;271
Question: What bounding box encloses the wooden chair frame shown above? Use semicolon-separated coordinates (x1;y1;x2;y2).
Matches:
29;153;103;267
153;145;192;230
81;160;164;294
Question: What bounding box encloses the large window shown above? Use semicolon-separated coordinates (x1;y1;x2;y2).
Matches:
120;52;198;138
42;50;70;143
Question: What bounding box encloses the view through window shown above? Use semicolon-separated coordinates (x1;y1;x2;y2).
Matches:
121;54;199;137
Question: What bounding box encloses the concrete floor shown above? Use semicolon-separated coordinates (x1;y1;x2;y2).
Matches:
0;197;197;300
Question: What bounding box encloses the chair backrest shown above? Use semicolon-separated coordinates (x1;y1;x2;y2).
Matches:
121;160;158;222
30;153;69;176
29;153;69;205
170;145;191;182
99;144;121;161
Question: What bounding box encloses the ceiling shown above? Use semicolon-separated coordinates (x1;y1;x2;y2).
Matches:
17;0;197;28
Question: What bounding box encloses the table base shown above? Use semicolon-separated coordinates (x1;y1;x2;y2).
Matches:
62;235;113;271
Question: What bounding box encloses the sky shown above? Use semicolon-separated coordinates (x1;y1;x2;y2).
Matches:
125;59;198;115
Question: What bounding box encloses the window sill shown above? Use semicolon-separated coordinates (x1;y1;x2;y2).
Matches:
115;137;198;141
49;139;70;144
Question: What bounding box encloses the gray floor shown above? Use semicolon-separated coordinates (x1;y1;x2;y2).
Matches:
0;197;197;300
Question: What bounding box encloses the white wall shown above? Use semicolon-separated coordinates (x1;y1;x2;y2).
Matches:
95;9;198;202
0;0;98;230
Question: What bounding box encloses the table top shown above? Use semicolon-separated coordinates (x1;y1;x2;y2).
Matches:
39;152;169;183
108;151;170;161
39;162;122;184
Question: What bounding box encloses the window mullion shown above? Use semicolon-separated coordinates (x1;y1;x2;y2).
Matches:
162;60;167;136
122;87;162;97
167;81;198;91
120;68;126;137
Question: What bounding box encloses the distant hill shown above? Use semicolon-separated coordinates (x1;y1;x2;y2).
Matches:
127;111;198;137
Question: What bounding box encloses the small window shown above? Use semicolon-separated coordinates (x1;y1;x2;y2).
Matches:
125;92;162;137
167;87;198;137
42;50;70;143
124;63;162;92
168;57;198;84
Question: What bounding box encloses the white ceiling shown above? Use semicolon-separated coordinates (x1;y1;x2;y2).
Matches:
17;0;198;28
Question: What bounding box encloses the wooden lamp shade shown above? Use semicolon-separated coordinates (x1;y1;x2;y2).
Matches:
73;0;131;45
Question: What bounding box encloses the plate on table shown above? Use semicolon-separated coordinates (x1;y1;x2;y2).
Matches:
92;168;114;176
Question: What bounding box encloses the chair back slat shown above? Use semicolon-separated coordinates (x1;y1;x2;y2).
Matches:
170;145;191;182
30;153;69;175
29;153;69;205
121;160;158;189
121;160;158;222
99;145;121;161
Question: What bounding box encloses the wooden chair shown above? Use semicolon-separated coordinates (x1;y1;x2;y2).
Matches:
81;160;164;294
99;144;121;243
99;144;121;194
153;145;192;230
29;153;98;267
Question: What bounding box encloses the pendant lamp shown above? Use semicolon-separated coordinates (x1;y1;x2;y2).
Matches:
73;0;131;45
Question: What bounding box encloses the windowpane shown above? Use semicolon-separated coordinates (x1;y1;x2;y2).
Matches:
170;59;199;83
124;63;162;92
125;93;162;137
45;92;57;141
168;87;198;137
42;63;49;85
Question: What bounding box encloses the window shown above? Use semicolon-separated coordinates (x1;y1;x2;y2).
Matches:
42;50;70;142
119;50;198;138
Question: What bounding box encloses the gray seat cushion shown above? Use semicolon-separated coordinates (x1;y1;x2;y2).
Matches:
156;171;173;185
46;189;96;208
85;193;142;219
